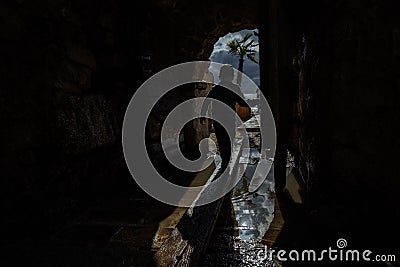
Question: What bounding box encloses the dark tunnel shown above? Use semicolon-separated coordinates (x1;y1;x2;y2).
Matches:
1;0;399;266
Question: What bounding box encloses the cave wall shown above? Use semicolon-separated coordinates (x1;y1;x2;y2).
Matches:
280;0;400;245
0;0;133;239
320;0;400;223
0;0;260;238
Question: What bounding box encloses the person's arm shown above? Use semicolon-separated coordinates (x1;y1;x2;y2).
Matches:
200;86;214;124
234;86;250;108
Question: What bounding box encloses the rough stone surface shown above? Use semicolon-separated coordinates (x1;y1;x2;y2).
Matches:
281;0;400;250
1;0;400;259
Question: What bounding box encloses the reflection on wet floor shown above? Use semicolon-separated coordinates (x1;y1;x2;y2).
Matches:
204;142;283;266
232;156;275;242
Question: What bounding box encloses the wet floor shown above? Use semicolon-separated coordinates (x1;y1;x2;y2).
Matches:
203;132;283;267
232;160;275;242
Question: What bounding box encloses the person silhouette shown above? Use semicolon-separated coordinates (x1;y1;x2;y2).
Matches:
193;60;214;145
200;64;249;177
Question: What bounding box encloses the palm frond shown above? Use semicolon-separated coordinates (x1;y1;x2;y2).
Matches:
227;40;239;55
241;33;253;43
246;49;258;54
246;53;258;63
226;32;259;66
245;40;254;48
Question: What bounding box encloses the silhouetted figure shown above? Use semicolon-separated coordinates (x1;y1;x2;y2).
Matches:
194;59;215;144
200;64;249;176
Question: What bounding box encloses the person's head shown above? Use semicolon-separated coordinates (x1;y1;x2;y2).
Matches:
202;58;211;73
219;64;234;82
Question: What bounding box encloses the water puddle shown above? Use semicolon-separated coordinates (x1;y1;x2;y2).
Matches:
232;155;275;242
227;148;281;266
204;143;282;266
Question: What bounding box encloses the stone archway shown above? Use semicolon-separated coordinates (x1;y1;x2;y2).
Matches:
144;0;260;62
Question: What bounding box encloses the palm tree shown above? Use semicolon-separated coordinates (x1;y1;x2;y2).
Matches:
227;32;258;86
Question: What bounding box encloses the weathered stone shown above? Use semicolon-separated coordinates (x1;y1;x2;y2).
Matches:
56;95;118;154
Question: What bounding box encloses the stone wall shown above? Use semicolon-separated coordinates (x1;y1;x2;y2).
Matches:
281;0;400;246
321;0;400;218
0;0;134;238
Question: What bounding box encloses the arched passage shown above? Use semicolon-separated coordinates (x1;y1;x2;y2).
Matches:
2;0;400;265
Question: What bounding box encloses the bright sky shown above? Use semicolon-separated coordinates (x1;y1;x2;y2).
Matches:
212;30;260;54
210;29;260;94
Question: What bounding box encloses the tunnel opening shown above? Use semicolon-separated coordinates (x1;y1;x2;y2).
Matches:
201;28;281;263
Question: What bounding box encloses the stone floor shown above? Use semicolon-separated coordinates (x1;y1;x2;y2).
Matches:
202;147;283;267
1;114;288;267
1;159;217;267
